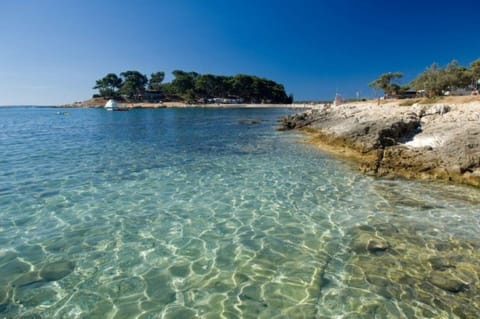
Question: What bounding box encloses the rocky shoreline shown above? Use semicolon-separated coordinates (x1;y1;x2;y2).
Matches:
279;99;480;187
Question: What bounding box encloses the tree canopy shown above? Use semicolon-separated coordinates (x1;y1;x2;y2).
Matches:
370;57;480;98
148;71;165;90
368;72;403;96
119;71;148;101
470;58;480;88
93;73;123;99
94;70;292;103
410;60;473;96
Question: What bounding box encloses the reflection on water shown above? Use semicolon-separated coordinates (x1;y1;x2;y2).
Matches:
0;107;479;318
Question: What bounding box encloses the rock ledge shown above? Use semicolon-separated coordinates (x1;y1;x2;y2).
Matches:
279;100;480;186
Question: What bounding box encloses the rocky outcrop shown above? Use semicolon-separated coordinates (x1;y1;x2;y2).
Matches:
278;109;324;130
279;101;480;186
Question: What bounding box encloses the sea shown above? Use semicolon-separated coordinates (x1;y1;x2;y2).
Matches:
1;107;479;318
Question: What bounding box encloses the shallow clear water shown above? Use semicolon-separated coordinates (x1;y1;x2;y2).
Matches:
1;107;479;318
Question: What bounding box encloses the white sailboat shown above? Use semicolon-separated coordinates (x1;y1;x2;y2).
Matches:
104;99;118;111
104;99;128;111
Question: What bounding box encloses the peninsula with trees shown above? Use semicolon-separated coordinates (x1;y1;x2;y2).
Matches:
80;70;293;107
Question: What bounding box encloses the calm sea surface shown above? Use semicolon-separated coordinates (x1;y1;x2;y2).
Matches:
1;107;479;318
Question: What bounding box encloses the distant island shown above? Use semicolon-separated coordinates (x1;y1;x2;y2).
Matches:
81;70;293;107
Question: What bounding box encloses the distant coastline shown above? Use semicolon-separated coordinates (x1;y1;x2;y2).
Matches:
61;97;301;109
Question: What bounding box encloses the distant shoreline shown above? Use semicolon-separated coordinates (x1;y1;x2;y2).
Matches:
61;97;305;109
1;101;309;109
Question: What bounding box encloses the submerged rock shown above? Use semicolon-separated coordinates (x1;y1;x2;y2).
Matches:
351;231;391;254
345;222;480;317
428;270;470;293
428;257;455;271
239;119;262;125
40;260;75;282
367;239;391;253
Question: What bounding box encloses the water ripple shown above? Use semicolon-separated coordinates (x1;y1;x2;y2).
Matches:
1;107;479;318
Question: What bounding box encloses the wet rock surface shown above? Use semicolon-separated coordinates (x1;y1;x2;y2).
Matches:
347;223;480;318
279;101;480;186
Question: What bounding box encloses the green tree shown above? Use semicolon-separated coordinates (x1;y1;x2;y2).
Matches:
411;60;472;97
93;73;122;98
195;74;218;98
170;70;199;97
368;72;403;97
443;60;471;91
231;74;254;100
410;63;443;97
263;79;290;103
470;58;480;89
410;60;474;96
148;71;165;90
158;82;177;96
287;93;294;104
93;69;291;103
119;71;148;101
228;74;290;103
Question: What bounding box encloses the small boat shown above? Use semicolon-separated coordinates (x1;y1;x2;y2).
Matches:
104;99;117;111
104;99;129;111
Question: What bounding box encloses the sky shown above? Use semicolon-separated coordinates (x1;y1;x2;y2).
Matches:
1;0;480;105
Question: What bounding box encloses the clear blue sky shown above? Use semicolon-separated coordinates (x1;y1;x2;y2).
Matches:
1;0;479;105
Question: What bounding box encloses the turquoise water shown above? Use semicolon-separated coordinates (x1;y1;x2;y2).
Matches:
1;107;479;318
